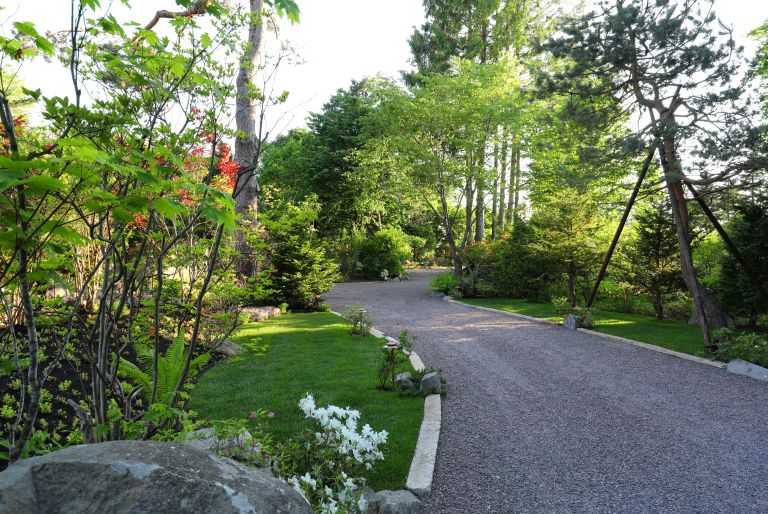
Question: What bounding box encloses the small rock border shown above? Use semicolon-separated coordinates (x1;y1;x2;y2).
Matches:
331;311;441;511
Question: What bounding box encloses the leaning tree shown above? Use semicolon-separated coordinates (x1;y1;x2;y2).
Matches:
542;0;766;353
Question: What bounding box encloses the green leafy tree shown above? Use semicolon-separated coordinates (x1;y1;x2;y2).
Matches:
718;199;768;328
366;60;517;279
622;194;683;319
261;197;339;310
529;190;607;307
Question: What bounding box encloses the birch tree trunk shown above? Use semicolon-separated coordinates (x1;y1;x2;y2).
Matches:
234;0;265;279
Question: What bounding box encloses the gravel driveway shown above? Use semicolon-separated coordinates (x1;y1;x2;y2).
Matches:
325;269;768;513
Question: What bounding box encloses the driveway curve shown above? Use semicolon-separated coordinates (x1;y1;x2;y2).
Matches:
325;269;768;513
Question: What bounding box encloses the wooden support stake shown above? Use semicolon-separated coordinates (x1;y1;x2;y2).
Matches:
586;147;656;309
684;181;768;307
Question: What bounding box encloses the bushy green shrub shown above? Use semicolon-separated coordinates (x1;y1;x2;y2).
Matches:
354;228;412;279
430;272;460;295
478;219;555;300
664;292;693;322
552;296;571;316
262;197;339;310
714;329;768;367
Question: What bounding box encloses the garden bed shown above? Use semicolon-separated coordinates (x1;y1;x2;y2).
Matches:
189;312;423;490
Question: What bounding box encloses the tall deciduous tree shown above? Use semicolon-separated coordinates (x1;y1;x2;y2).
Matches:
234;0;300;278
367;60;516;279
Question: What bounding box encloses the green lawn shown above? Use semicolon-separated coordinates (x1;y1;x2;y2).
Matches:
460;298;709;358
189;312;423;490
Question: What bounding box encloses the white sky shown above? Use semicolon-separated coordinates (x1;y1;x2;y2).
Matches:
2;0;768;136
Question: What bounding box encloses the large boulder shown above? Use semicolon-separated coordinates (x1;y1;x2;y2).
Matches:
0;440;311;514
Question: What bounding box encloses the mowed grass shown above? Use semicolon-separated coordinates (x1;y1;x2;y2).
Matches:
460;298;708;358
189;312;423;490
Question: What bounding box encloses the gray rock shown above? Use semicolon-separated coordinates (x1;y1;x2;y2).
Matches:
441;295;453;302
419;371;441;395
727;359;768;382
394;372;412;385
242;307;270;322
378;490;422;514
0;440;310;514
359;489;382;514
217;340;246;357
563;313;580;330
431;291;445;298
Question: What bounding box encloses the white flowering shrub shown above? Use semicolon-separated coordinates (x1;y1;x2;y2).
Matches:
280;394;388;513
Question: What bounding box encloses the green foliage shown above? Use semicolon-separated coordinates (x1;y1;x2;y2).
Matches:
354;228;412;279
621;193;683;319
430;272;460;296
261;197;340;310
717;199;768;327
119;331;210;406
551;296;571;317
343;303;373;336
470;218;552;300
714;329;768;368
529;189;607;306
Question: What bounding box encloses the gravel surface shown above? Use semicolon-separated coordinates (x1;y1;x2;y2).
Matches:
325;269;768;513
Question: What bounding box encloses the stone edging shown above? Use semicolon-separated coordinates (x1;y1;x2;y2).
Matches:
445;299;726;369
331;312;440;498
444;298;559;325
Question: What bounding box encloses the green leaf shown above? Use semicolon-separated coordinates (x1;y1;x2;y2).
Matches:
151;197;186;219
201;33;211;49
0;169;26;192
23;175;66;195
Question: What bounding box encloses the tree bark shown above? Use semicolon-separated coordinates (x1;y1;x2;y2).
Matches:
658;132;718;353
234;0;265;279
491;136;499;239
497;128;508;233
465;175;474;243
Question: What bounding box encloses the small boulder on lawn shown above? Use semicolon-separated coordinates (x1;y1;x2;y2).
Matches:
419;371;441;395
242;306;281;323
394;372;414;390
563;313;580;331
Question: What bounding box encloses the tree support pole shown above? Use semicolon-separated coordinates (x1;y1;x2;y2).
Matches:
586;147;655;309
684;181;768;307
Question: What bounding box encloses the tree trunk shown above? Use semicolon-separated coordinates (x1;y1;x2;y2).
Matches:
474;144;485;242
491;137;499;239
567;260;577;307
653;290;663;320
659;134;718;353
465;176;474;243
497;128;508;233
506;135;515;226
234;0;265;279
513;148;521;219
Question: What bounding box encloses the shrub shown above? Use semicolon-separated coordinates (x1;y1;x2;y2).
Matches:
262;197;340;310
343;304;374;336
664;292;694;322
430;272;460;296
714;329;768;367
354;228;412;279
552;296;571;317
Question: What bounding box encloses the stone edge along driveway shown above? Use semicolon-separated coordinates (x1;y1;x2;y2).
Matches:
444;297;768;377
331;312;441;498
